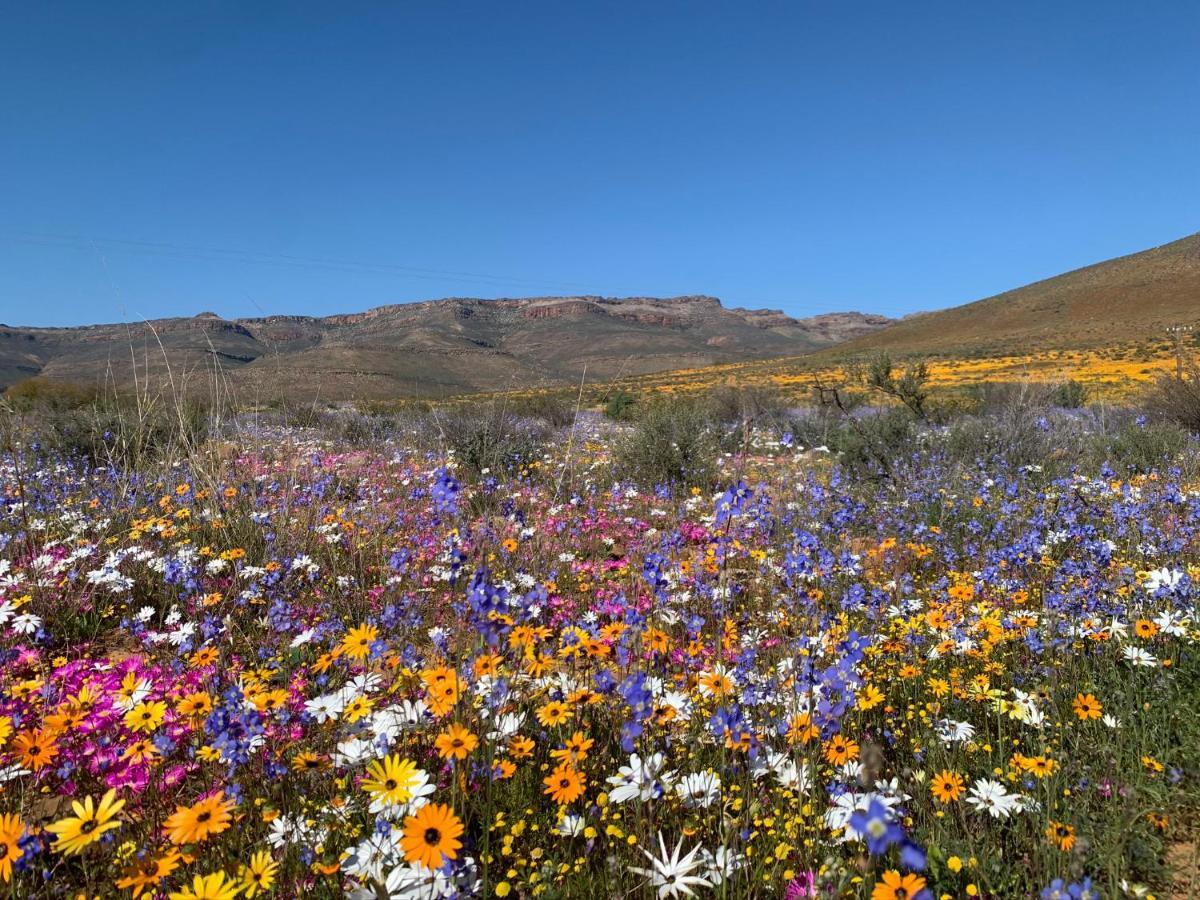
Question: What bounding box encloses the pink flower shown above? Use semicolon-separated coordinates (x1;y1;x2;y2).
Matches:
785;871;817;899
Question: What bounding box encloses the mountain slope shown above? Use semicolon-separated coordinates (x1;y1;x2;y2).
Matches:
832;231;1200;356
0;296;891;400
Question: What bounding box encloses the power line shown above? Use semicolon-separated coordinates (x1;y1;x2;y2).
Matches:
0;229;596;294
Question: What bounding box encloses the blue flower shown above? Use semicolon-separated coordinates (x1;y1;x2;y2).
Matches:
849;799;903;854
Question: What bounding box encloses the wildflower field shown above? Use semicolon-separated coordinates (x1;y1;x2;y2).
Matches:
602;343;1182;405
0;416;1198;899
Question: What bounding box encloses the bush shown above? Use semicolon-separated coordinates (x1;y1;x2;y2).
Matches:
2;382;215;469
782;408;852;451
4;377;99;411
437;406;547;478
603;391;637;421
1050;379;1088;409
509;394;577;428
852;352;931;419
615;399;718;488
938;382;1064;471
827;407;917;478
704;385;789;428
1141;372;1200;433
1094;420;1190;474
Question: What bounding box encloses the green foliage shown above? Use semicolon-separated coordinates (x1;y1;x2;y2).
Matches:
508;393;577;428
1096;420;1190;474
4;377;99;411
827;407;917;477
615;398;719;487
855;351;932;419
437;406;547;479
1050;378;1089;409
1;379;216;469
603;390;637;421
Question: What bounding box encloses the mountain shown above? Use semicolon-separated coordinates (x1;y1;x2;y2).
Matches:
0;296;892;400
828;231;1200;357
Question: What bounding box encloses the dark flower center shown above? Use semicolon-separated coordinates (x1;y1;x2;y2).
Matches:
197;811;212;823
424;828;441;845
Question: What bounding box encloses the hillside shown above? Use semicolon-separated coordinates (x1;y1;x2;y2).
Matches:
831;231;1200;357
0;296;891;400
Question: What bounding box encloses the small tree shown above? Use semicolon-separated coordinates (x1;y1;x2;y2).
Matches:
853;352;931;420
1050;379;1088;409
604;390;637;421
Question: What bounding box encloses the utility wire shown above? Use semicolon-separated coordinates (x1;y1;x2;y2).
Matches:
0;230;595;294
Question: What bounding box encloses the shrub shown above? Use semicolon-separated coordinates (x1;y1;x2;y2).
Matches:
704;384;789;428
437;406;547;478
509;393;577;428
827;407;917;478
937;381;1066;471
1141;371;1200;433
603;390;637;421
1095;420;1190;474
2;382;215;470
615;398;718;488
4;377;98;411
852;352;931;419
1050;379;1088;409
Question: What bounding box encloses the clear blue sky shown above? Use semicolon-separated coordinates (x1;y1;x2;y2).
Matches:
2;2;1197;327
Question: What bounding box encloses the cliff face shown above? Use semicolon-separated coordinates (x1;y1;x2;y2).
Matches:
0;297;893;400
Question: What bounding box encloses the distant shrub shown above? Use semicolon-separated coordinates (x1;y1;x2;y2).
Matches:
939;415;1064;473
615;399;718;488
1141;372;1200;433
509;394;577;428
4;377;98;411
828;408;917;478
271;400;326;430
782;408;844;451
2;381;215;469
1094;420;1190;474
936;381;1069;471
4;400;214;472
438;406;547;478
604;391;637;421
329;409;397;445
1050;379;1088;409
704;385;789;428
851;352;932;419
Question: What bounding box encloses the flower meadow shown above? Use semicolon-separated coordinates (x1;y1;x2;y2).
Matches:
0;421;1198;899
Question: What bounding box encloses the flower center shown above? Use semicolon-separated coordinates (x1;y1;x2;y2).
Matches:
424;827;441;846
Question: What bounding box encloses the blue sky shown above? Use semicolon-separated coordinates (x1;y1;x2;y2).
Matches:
2;2;1197;327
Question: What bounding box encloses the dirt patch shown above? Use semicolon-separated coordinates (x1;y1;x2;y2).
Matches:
1167;841;1198;899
